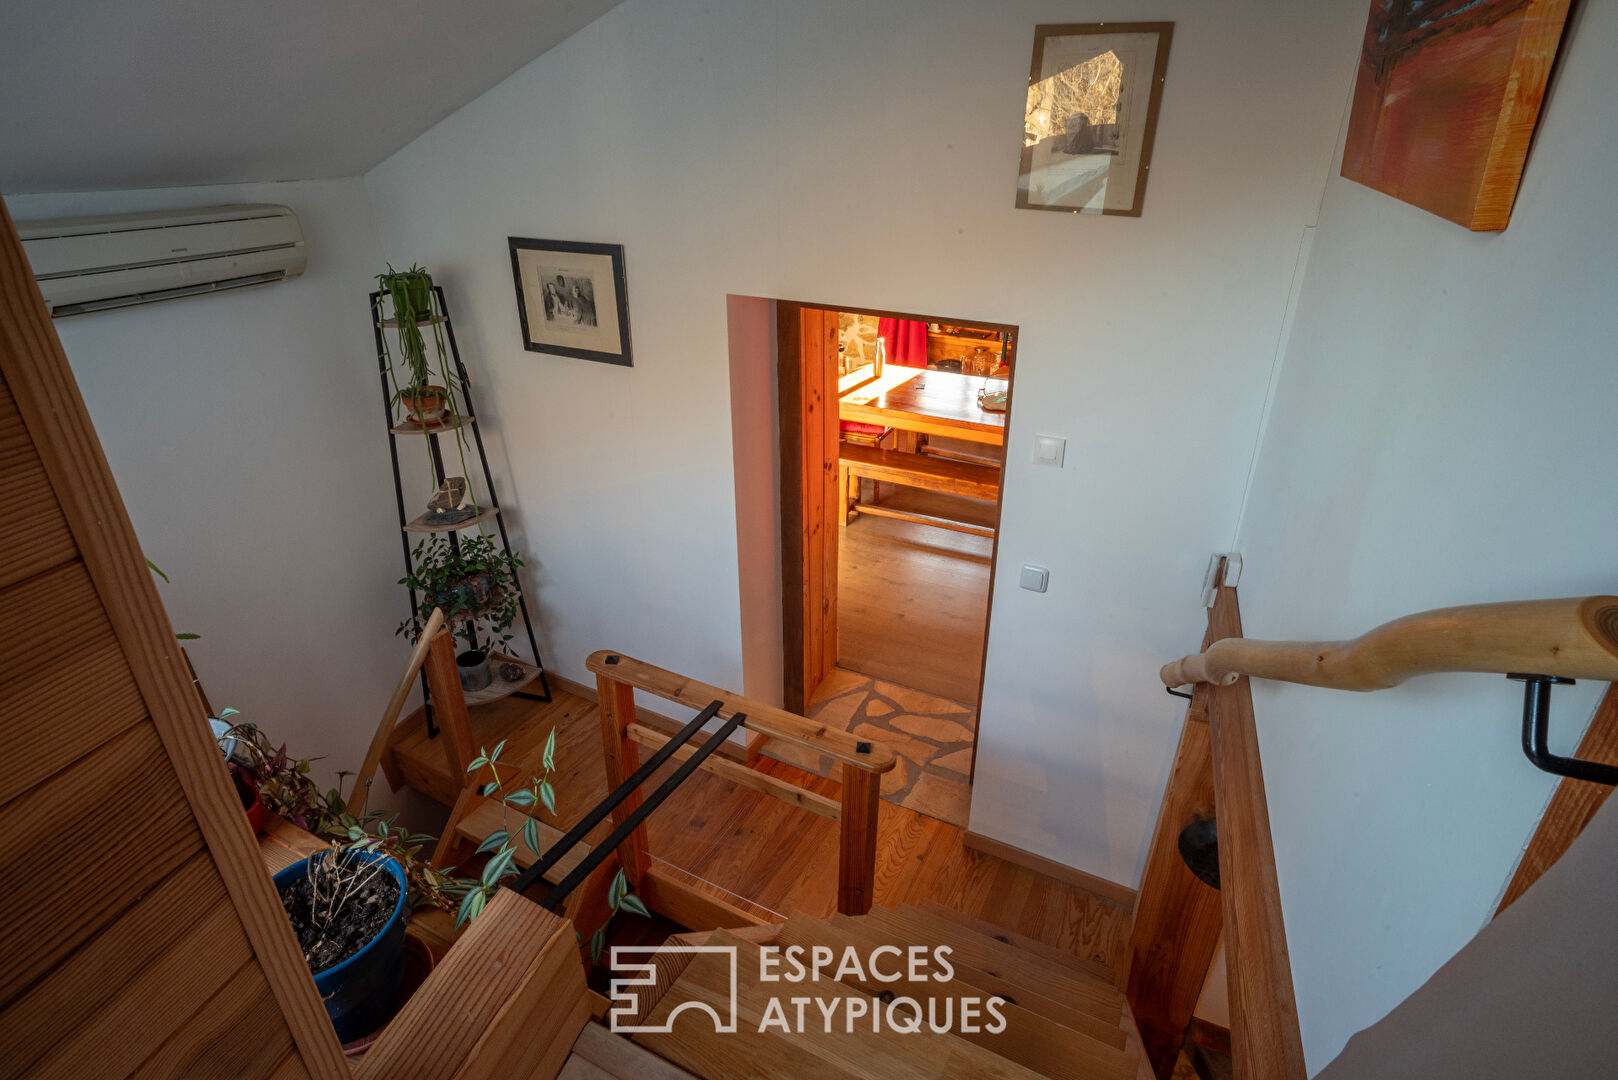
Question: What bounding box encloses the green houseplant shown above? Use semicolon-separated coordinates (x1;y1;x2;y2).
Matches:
377;263;457;425
450;735;648;961
398;533;524;691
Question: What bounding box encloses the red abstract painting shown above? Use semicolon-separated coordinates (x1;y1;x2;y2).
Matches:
1341;0;1572;231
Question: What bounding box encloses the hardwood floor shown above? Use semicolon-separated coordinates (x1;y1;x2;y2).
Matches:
388;685;1130;976
837;487;994;705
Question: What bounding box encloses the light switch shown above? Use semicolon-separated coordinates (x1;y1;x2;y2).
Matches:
1034;435;1066;467
1019;564;1049;593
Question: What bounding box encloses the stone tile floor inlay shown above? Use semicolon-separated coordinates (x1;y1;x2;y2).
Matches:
772;669;976;827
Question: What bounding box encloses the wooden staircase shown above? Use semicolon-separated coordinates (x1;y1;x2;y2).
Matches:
558;902;1149;1080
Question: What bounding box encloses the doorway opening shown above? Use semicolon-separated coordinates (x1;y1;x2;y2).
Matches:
776;301;1017;828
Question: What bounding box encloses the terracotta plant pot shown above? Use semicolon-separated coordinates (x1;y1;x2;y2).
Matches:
400;386;448;423
232;766;264;835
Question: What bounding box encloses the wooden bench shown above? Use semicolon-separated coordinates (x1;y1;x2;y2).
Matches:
839;443;999;536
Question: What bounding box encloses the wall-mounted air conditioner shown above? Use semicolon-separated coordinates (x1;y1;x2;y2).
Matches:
17;203;307;317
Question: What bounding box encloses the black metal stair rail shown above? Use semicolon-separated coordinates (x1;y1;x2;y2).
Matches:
503;699;747;907
370;284;551;737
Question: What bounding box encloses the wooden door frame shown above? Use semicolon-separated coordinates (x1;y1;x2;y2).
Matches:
774;297;1019;787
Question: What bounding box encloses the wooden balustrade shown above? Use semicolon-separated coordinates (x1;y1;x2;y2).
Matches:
585;650;895;917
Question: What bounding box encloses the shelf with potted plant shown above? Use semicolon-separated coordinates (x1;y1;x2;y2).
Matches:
371;266;550;734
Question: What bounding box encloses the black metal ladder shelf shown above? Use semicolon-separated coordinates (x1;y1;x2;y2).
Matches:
369;285;551;738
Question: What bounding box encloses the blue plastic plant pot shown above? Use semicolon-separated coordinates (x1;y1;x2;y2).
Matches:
274;851;410;1043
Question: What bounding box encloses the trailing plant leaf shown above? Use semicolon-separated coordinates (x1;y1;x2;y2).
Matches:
522;817;540;857
476;829;509;855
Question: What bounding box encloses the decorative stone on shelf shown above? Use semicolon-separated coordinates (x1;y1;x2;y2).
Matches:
421;476;476;527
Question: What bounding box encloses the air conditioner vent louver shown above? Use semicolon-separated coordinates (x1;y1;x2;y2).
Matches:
48;270;290;318
17;204;306;317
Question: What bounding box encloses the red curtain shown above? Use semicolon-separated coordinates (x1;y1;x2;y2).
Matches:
877;317;928;368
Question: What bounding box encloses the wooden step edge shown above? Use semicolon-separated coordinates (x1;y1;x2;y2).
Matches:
912;900;1119;984
826;914;1124;1027
645;930;1058;1080
570;1020;698;1079
865;907;1124;999
775;913;1134;1066
451;794;589;885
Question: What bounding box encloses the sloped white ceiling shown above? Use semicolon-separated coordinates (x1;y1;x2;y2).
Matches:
0;0;620;193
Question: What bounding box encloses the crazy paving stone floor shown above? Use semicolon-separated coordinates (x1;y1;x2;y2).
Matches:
762;667;975;828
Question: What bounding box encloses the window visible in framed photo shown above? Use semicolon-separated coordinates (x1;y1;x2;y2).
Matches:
1016;22;1173;216
508;237;633;366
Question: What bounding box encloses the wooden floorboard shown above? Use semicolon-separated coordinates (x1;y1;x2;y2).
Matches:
388;684;1129;976
837;488;992;705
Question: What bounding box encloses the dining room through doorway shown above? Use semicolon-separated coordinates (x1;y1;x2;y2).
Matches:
775;302;1017;828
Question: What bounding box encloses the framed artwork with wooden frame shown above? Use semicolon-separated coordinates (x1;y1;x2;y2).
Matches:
508;237;633;366
1016;22;1173;216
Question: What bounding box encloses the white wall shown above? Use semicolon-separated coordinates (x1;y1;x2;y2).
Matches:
1230;2;1618;1069
5;179;418;808
364;0;1365;885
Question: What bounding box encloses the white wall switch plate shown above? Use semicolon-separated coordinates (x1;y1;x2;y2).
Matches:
1019;564;1049;593
1033;434;1066;467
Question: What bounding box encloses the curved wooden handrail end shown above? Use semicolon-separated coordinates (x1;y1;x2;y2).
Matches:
1160;595;1618;691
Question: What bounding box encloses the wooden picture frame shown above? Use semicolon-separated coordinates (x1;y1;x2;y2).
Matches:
1016;22;1174;216
508;237;633;366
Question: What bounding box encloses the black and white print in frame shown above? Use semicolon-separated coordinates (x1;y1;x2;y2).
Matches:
508;237;633;367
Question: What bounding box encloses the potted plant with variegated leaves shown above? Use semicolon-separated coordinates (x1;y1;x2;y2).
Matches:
447;729;649;961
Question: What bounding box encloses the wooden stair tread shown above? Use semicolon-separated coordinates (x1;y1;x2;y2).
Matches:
855;909;1124;1021
452;795;588;884
636;930;1046;1080
565;1021;696;1079
813;913;1127;1043
877;905;1118;989
913;901;1119;985
775;913;1137;1080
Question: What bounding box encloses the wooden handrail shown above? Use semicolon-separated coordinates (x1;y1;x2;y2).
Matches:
349;606;444;815
585;650;897;772
1161;596;1618;690
589;650;889;915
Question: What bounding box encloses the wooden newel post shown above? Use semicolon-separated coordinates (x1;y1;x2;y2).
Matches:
596;666;651;890
422;628;476;781
837;763;881;914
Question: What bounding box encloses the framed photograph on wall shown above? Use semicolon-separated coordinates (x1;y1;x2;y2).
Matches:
1016;22;1173;216
508;237;633;366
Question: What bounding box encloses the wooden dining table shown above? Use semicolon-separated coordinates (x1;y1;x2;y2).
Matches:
838;367;1006;446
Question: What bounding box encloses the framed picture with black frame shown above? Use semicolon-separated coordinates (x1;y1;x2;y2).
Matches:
508;237;633;366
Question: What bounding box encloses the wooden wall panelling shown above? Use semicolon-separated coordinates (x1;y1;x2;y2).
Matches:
0;375;76;591
1497;682;1618;914
1204;576;1307;1080
1125;682;1222;1078
0;198;346;1077
0;560;147;804
0;852;219;1079
130;961;293;1080
0;722;204;1008
25;899;252;1079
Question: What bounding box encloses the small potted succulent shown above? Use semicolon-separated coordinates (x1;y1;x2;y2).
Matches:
398;533;524;692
